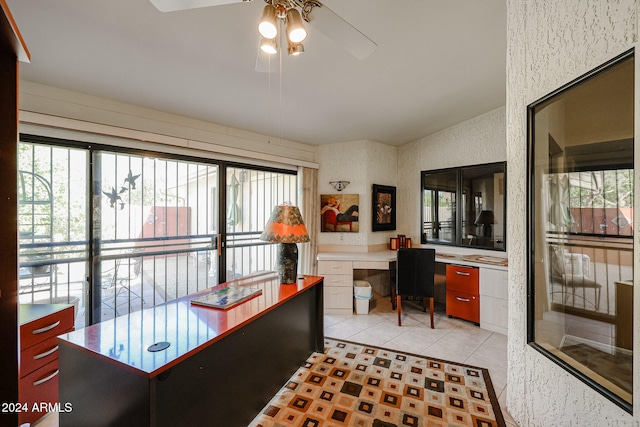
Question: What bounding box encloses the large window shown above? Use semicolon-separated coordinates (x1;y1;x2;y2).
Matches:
18;136;297;327
528;51;633;411
422;162;506;250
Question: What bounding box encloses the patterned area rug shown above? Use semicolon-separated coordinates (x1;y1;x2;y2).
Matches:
249;338;506;427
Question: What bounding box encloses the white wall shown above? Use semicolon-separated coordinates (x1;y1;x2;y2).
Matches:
18;81;318;169
396;106;506;246
506;0;638;425
317;140;397;249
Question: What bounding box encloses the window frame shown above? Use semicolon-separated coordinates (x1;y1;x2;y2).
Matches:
420;162;507;251
526;49;634;413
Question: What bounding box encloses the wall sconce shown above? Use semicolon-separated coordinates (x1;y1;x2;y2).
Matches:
330;181;350;191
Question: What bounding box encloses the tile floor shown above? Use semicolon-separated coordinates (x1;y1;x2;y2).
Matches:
34;293;519;427
325;294;519;427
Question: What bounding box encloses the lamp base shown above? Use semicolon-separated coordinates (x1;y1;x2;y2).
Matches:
277;243;298;284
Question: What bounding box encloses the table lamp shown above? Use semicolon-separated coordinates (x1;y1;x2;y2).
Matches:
475;210;495;237
260;204;310;284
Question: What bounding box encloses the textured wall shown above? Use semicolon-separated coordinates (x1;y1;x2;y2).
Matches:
396;107;506;245
506;0;638;425
317;140;397;247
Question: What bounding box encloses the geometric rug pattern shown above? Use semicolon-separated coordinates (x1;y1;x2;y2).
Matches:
249;338;506;427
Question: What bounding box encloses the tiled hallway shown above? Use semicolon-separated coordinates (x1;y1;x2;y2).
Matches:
325;294;518;426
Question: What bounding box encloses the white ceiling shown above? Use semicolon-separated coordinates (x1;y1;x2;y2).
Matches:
7;0;506;146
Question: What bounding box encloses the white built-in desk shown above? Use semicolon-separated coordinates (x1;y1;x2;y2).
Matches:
317;250;509;334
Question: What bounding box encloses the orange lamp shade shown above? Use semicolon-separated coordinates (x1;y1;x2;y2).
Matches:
260;205;310;243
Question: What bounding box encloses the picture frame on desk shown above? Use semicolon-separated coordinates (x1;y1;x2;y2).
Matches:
372;184;396;231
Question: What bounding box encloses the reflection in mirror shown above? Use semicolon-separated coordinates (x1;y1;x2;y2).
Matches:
422;170;457;245
462;164;505;250
528;51;633;411
422;162;506;251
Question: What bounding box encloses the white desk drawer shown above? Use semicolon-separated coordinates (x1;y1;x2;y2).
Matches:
322;274;352;287
353;261;389;270
318;260;353;275
324;286;353;309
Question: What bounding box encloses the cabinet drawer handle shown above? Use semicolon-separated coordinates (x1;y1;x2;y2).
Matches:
33;369;59;387
33;345;59;360
32;320;61;335
455;271;470;276
456;296;471;302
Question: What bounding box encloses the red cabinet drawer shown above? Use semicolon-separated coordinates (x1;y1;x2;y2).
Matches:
18;359;60;425
445;264;479;294
21;333;69;377
19;304;74;425
20;305;74;350
446;290;480;324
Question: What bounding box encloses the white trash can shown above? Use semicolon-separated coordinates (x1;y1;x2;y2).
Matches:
353;280;372;314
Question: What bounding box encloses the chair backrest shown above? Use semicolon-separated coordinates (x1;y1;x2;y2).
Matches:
564;253;590;277
551;245;591;278
396;248;436;298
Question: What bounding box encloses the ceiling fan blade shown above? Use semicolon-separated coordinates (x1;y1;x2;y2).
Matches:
149;0;248;12
305;3;377;59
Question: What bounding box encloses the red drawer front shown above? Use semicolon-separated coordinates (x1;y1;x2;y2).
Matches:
445;265;479;293
446;290;480;323
18;359;60;425
21;333;68;377
21;306;74;351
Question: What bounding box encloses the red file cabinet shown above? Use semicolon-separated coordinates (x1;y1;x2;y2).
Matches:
445;264;480;325
19;304;74;425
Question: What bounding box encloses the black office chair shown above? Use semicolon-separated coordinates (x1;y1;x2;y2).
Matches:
396;248;436;328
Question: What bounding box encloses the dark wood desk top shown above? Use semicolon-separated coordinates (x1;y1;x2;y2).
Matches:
58;272;323;377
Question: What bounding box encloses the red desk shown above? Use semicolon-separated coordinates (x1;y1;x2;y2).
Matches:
58;272;324;427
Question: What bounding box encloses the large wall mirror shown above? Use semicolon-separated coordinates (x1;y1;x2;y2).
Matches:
527;50;633;412
421;162;506;251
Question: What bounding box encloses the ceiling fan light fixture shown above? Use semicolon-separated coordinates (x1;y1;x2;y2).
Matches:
258;5;278;39
285;8;307;43
260;36;278;55
287;40;304;56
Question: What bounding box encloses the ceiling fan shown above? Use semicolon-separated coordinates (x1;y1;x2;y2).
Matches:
148;0;377;60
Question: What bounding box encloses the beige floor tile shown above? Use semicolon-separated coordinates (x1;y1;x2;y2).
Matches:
325;295;516;425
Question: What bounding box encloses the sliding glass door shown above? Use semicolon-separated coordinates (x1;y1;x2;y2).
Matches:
18;136;298;327
225;166;298;279
94;151;219;323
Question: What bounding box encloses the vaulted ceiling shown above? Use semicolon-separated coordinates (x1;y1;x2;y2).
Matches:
7;0;506;146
